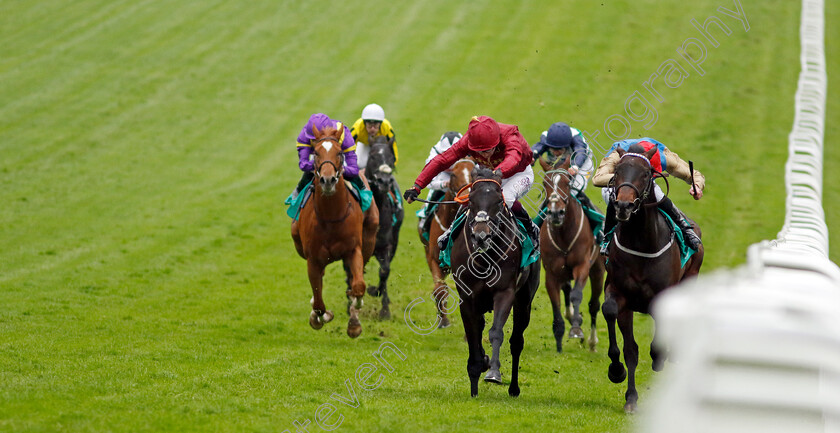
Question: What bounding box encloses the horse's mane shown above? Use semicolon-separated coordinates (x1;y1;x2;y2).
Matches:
472;166;499;181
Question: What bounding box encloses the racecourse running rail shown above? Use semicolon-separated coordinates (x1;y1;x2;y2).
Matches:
641;0;840;431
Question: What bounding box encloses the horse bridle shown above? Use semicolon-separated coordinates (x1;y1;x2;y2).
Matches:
543;169;585;255
311;136;352;223
313;136;345;178
465;178;515;256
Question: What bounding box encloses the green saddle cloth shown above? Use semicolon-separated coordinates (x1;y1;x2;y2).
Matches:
439;211;540;270
658;208;697;268
284;180;373;221
601;208;696;268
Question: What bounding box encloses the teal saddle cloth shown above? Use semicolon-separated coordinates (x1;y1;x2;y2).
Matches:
439;211;540;270
602;208;697;267
284;180;373;221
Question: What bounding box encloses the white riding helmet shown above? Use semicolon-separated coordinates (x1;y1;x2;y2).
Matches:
361;103;385;122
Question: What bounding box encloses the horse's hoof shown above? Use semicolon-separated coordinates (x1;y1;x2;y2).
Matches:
484;370;502;384
438;316;451;329
367;285;380;297
624;402;637;414
347;317;362;338
309;311;324;330
323;310;334;323
608;363;627;384
378;308;391;320
652;358;665;372
569;326;585;339
508;384;520;397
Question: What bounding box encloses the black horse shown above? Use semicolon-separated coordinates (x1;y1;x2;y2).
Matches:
602;146;704;413
449;167;540;397
364;135;403;319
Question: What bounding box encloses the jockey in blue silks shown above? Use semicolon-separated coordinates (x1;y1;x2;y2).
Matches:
592;138;705;255
531;122;601;234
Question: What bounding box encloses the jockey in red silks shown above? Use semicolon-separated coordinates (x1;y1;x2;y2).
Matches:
592;138;705;254
290;113;365;200
403;115;538;248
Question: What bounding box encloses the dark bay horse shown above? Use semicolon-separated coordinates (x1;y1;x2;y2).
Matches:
364;135;403;319
602;146;704;412
418;158;475;329
538;156;605;353
450;167;540;397
291;125;379;338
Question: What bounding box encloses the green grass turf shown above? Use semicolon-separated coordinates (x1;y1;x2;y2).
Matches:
0;0;832;432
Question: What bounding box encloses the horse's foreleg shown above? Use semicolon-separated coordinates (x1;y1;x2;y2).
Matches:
459;303;488;397
307;260;333;330
344;248;366;338
429;248;452;329
602;286;626;384
650;316;666;372
562;282;573;322
587;259;605;352
376;248;392;320
545;274;566;353
508;286;535;397
569;263;590;341
617;308;639;413
485;290;515;385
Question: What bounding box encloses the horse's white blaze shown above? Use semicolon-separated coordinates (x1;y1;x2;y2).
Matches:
322;141;333;152
378;164;392;174
460;167;470;183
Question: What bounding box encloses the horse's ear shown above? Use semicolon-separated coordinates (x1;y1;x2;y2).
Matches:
644;146;657;161
616;147;626;157
312;125;321;137
492;169;502;181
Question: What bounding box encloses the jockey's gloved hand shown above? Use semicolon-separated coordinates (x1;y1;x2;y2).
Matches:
404;185;421;203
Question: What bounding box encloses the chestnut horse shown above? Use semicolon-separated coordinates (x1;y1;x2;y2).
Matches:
602;146;703;412
291;125;379;338
538;156;605;353
364;135;403;320
450;167;540;397
418;158;475;329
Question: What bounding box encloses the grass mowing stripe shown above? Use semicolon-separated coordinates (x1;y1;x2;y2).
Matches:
0;1;818;432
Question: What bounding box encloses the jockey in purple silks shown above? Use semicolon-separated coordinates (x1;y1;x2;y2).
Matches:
291;113;366;199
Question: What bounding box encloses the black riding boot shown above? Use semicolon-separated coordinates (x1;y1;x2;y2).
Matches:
659;197;701;250
436;204;468;250
511;201;539;246
292;172;315;199
575;190;595;212
600;202;616;255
